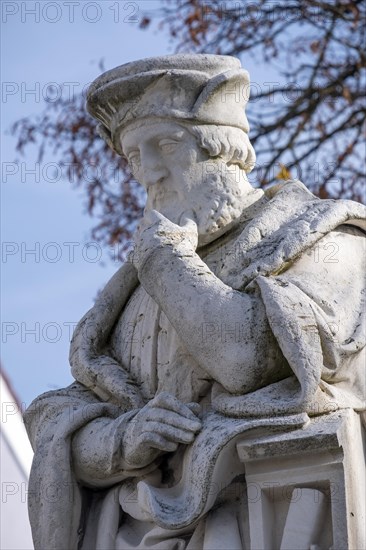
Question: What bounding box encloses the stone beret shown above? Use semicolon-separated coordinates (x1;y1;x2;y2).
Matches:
86;54;251;155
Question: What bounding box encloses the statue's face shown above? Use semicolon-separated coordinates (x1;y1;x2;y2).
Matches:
121;121;209;220
121;120;250;245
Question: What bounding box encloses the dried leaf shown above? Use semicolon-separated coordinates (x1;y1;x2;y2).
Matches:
276;164;292;181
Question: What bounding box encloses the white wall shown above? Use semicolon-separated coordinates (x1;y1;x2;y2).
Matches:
1;373;34;550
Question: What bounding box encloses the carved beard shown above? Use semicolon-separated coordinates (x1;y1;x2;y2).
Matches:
146;165;248;244
191;171;245;242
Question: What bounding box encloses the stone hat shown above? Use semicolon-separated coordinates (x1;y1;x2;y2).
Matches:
86;54;251;155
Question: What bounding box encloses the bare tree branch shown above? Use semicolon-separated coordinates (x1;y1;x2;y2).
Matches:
10;0;366;257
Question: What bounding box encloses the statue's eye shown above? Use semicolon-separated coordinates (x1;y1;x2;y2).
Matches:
159;140;179;154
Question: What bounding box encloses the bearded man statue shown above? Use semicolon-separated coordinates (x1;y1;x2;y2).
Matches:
24;54;366;550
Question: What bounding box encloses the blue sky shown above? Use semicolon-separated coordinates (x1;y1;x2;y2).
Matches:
1;1;277;406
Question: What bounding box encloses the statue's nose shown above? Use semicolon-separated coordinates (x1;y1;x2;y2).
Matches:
141;151;168;187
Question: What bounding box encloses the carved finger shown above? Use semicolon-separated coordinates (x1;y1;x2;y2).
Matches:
143;422;197;444
152;392;200;422
143;408;201;432
178;210;198;232
185;402;202;416
139;432;178;452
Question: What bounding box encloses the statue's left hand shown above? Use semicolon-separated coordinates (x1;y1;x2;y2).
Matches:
130;209;198;271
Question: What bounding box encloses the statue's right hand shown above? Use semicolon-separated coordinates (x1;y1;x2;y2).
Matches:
122;392;202;468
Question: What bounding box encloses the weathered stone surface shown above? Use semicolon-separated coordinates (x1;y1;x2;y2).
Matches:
237;409;366;549
25;54;365;549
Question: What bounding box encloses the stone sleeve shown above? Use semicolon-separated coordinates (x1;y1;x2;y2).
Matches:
71;410;158;487
137;242;288;395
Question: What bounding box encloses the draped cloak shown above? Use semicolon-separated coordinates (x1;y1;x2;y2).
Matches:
24;181;366;549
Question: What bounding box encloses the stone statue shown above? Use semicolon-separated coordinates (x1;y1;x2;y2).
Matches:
25;55;366;550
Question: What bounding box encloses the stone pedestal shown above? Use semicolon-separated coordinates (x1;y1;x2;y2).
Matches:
237;410;366;550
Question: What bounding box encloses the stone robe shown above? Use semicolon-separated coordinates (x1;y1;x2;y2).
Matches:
24;181;366;549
